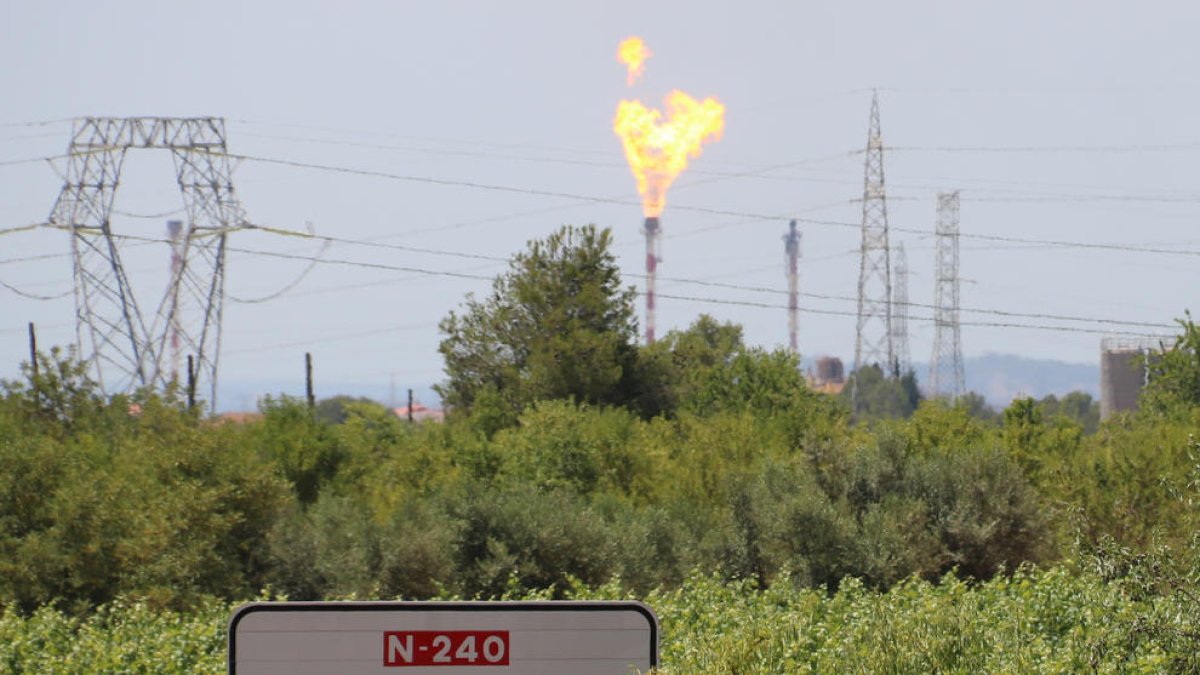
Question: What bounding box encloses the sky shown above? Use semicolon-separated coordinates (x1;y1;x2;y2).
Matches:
2;1;1198;410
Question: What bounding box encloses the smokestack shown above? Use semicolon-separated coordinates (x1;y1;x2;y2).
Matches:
643;216;661;344
784;220;801;354
166;219;185;381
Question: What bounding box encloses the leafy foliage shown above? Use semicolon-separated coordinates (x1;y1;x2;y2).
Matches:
1038;391;1100;434
841;365;921;419
436;224;639;420
3;563;1198;673
1142;312;1200;416
3;247;1200;672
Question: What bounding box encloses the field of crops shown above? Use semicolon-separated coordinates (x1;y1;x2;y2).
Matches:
2;564;1196;674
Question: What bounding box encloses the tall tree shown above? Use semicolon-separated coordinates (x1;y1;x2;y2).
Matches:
633;314;745;417
1141;312;1200;415
841;365;921;420
436;225;639;418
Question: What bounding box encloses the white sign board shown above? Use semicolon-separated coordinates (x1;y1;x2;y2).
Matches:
229;601;659;675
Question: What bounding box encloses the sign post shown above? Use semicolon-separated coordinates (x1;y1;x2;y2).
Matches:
229;601;658;674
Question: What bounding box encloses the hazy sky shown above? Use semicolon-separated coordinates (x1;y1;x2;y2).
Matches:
2;1;1198;409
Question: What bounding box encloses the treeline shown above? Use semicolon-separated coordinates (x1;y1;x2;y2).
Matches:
0;354;1019;610
1;225;1197;617
1;325;1196;615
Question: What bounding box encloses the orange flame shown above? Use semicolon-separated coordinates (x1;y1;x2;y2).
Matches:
617;37;651;86
614;89;725;217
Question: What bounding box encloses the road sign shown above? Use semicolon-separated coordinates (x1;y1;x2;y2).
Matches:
229;601;659;674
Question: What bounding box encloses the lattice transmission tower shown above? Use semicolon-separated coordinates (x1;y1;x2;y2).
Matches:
853;91;895;378
890;242;911;376
48;117;248;408
929;191;965;400
784;219;801;355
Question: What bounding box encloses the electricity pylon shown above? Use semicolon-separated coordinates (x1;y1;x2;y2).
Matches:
48;117;248;408
929;191;965;400
853;92;895;381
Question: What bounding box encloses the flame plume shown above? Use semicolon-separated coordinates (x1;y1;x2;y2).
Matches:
613;90;725;218
612;37;725;345
613;37;724;217
617;37;652;85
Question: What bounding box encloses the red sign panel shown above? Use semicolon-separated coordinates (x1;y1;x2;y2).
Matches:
384;630;510;667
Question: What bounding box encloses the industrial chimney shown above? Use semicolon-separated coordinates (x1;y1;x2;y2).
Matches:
643;216;661;344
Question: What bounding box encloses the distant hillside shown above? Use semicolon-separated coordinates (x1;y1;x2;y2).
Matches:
913;354;1098;407
805;354;1099;408
221;354;1098;414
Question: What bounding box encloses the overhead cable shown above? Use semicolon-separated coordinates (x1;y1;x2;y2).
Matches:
225;152;1200;259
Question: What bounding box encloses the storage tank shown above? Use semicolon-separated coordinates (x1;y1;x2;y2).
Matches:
1100;337;1159;420
814;356;845;384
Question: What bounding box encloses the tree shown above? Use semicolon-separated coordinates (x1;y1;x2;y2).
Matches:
955;391;999;423
313;395;390;425
841;365;921;420
1038;391;1099;434
1141;312;1200;415
633;315;744;417
632;315;840;422
436;225;639;419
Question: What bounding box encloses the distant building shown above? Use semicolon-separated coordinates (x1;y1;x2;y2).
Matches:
807;356;846;396
1100;337;1159;420
392;402;445;423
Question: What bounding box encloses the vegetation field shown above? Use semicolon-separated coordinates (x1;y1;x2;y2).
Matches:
2;563;1198;673
1;226;1198;671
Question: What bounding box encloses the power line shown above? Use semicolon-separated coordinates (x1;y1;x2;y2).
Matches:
0;155;69;168
216;242;1180;337
235;130;635;170
239;263;503;301
87;228;1180;332
0;222;50;238
236;129;860;184
229;118;624;158
884;142;1200;154
2;219;1186;333
657;276;1177;330
9;144;1200;252
234;224;1180;330
13;121;1200;205
15;229;1169;342
227;239;333;304
0;276;72;300
223;321;437;355
226;244;496;282
0;118;75;128
0;250;70;266
224;151;1200;259
230;118;856;170
654;292;1161;338
0;131;64;143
